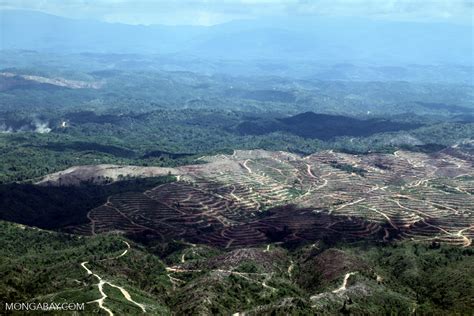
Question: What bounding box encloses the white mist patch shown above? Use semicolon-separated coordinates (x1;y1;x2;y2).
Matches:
0;123;13;133
0;119;52;133
34;122;52;133
32;119;52;134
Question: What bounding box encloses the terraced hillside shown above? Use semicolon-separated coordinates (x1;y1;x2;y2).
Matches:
56;147;473;248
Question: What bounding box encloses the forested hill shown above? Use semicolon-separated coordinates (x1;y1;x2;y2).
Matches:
236;112;421;140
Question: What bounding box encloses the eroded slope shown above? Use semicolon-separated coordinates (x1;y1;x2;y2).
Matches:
49;147;474;248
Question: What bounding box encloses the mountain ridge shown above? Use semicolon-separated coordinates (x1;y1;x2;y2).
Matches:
1;9;472;65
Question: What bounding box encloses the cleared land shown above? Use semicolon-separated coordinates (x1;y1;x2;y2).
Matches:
37;164;180;186
44;147;473;248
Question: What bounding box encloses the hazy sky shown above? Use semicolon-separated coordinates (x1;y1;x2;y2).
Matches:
1;0;473;26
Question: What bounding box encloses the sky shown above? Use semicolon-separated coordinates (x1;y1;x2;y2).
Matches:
1;0;473;26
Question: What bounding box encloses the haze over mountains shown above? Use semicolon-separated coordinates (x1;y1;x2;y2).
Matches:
1;9;472;66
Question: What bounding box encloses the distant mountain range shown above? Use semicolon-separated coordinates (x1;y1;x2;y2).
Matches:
1;10;472;66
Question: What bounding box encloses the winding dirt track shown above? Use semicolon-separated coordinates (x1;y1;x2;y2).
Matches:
306;163;317;178
242;159;253;174
80;241;146;315
332;272;357;294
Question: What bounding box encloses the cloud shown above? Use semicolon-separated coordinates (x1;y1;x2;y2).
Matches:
1;0;472;25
